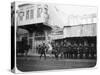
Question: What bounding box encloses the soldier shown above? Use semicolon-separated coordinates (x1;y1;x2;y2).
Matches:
59;42;66;59
71;42;75;59
68;43;72;59
79;43;83;59
90;43;95;59
73;42;78;59
52;43;58;59
66;42;70;58
40;43;47;59
77;43;80;59
66;42;69;58
59;42;63;58
52;43;56;58
84;41;89;59
63;43;67;59
83;43;86;59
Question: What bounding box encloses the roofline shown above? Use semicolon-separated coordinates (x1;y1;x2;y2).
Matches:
64;23;96;28
18;3;33;8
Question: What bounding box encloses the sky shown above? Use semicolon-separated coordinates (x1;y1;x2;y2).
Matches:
56;4;97;16
47;3;97;27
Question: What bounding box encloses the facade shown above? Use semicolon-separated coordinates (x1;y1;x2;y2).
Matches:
63;23;96;38
16;3;52;54
48;25;64;40
16;3;97;57
17;4;49;26
54;23;97;59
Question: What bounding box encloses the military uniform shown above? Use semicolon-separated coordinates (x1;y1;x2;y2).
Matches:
40;43;47;59
79;44;83;59
73;43;78;59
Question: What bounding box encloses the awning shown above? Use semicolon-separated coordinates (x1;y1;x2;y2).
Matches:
18;23;52;33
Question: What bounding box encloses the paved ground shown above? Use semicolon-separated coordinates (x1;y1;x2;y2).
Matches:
16;56;96;72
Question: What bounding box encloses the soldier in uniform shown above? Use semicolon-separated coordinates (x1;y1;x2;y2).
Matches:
79;43;83;59
40;43;47;59
83;43;86;59
71;42;75;59
59;42;64;58
77;43;80;59
84;41;89;59
52;42;59;59
73;42;78;59
55;43;60;59
90;43;95;59
63;43;68;59
68;43;72;59
65;43;69;59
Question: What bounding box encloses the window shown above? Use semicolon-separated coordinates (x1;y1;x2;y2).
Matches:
35;31;45;40
19;12;24;21
26;10;29;20
44;8;48;14
37;8;42;18
30;9;34;19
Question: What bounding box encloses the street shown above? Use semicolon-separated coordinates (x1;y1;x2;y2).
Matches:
16;56;96;72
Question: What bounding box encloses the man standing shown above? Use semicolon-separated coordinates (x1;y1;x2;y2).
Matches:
40;43;47;59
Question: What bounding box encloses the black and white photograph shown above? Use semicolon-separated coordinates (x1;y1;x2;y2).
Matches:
11;1;97;72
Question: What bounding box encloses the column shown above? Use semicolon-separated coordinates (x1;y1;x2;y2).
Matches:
28;32;33;55
32;32;36;54
44;31;48;43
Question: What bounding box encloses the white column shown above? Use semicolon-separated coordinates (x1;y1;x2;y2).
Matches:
45;31;48;43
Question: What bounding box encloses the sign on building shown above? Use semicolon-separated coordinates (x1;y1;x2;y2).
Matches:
17;4;49;26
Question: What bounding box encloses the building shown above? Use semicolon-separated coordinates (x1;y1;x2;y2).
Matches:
63;23;96;38
17;3;52;54
16;3;97;56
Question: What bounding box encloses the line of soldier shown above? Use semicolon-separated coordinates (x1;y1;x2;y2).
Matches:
51;40;96;59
